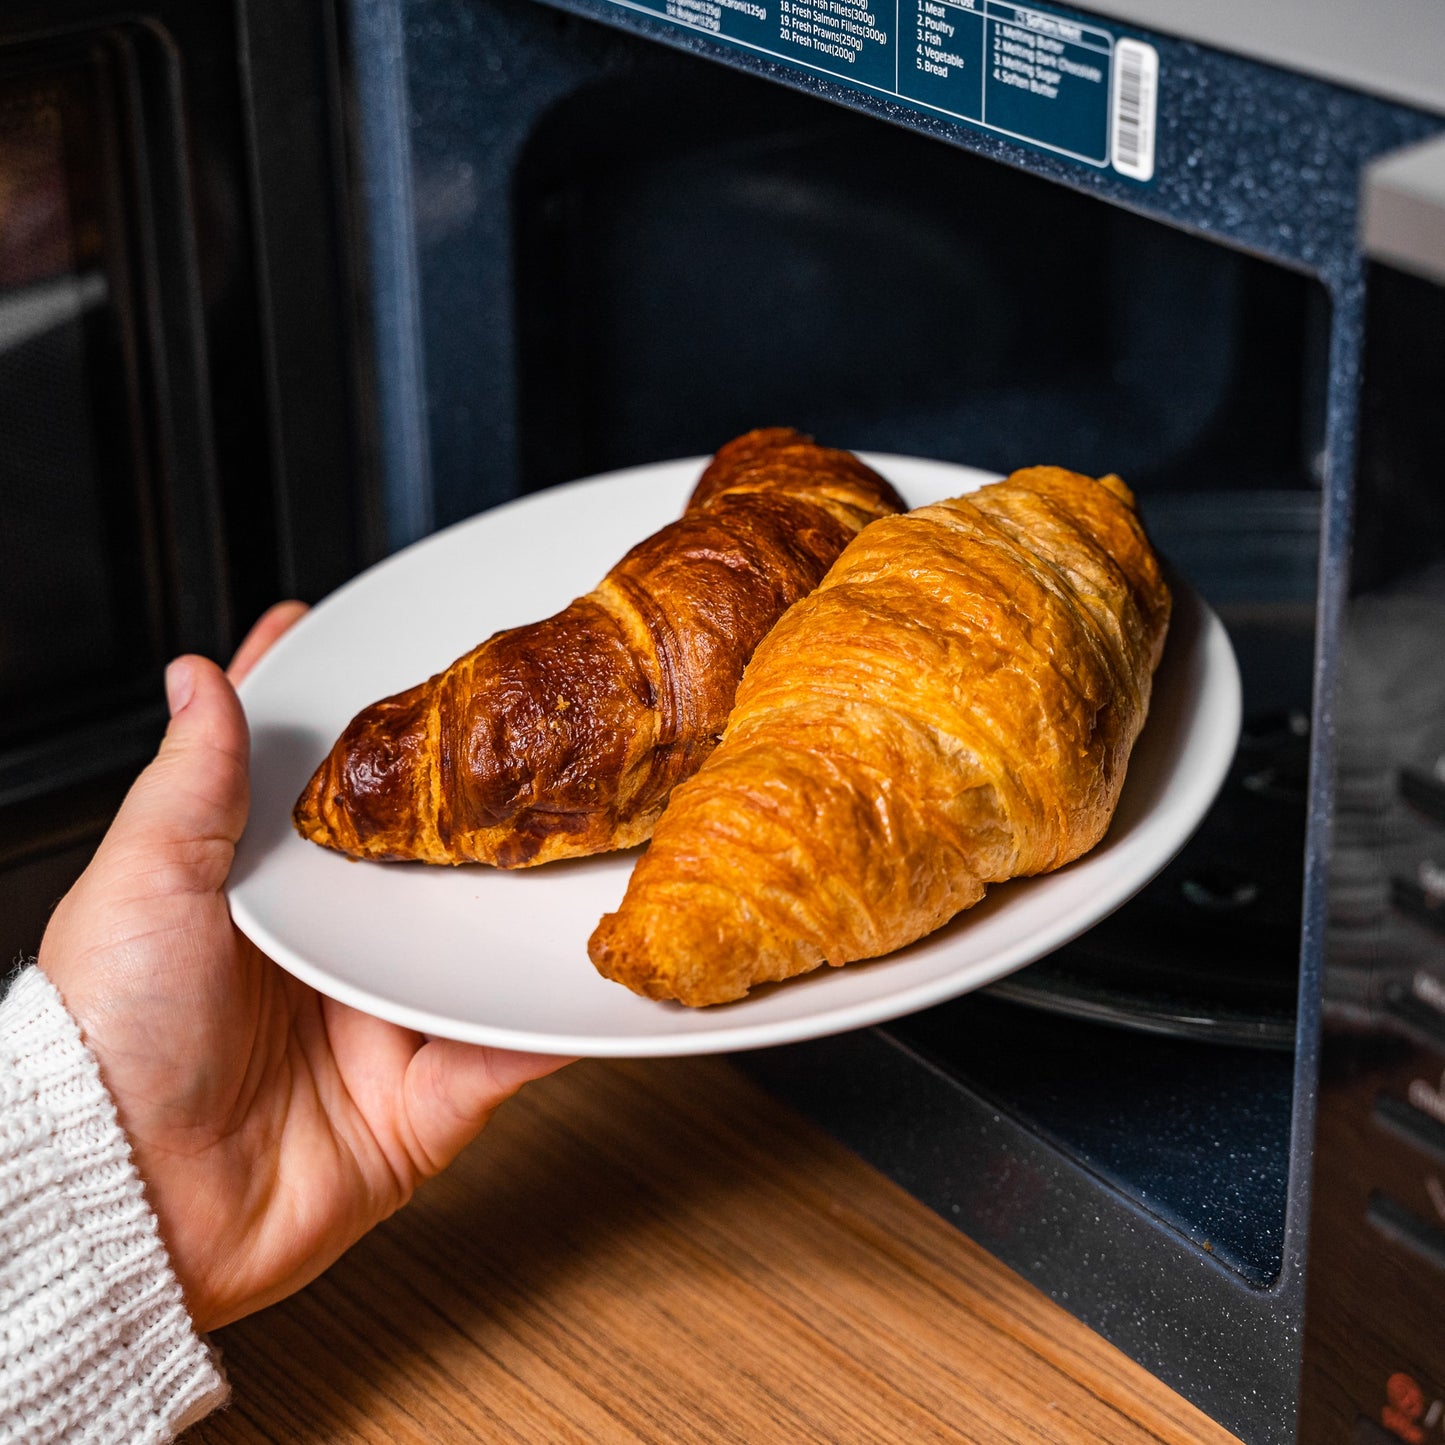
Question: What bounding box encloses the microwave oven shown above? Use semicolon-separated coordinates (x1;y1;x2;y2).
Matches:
0;0;1442;1440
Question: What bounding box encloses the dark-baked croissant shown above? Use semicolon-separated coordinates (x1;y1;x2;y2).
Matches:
588;466;1172;1005
292;428;905;868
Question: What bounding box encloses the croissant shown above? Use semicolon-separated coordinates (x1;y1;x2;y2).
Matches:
292;428;905;868
588;466;1172;1005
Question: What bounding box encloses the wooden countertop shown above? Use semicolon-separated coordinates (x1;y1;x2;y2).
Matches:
190;1057;1242;1444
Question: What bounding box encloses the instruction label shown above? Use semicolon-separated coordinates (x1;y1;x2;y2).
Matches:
610;0;1157;178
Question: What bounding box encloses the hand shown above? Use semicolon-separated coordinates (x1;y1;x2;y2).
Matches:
39;604;569;1331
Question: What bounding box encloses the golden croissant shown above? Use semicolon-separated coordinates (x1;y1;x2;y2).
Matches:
588;466;1172;1006
292;428;905;868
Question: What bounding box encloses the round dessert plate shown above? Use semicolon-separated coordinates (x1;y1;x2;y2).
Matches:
229;454;1241;1057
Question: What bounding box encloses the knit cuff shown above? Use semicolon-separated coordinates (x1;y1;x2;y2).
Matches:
0;966;229;1443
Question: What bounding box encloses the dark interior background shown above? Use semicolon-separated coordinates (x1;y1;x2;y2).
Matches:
0;0;369;967
511;64;1327;501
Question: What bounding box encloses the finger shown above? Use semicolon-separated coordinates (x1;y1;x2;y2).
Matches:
98;656;252;888
402;1041;572;1177
227;600;308;684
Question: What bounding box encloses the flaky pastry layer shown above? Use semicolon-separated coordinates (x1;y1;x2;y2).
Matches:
293;428;904;867
588;466;1171;1005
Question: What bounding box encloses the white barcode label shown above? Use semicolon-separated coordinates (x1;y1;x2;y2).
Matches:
1110;38;1158;181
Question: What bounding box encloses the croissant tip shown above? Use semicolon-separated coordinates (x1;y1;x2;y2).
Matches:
1096;471;1137;508
292;761;334;845
589;903;769;1008
589;914;683;1003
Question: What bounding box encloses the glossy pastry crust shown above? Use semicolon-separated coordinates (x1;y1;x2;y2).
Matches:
589;466;1172;1005
292;428;905;868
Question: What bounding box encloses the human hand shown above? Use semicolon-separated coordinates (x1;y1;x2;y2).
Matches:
38;604;570;1331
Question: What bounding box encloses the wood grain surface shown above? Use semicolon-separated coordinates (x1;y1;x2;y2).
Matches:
189;1057;1242;1444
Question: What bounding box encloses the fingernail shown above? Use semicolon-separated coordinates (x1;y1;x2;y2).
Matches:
165;659;195;717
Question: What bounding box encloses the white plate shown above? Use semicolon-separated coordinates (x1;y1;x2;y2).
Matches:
229;455;1241;1057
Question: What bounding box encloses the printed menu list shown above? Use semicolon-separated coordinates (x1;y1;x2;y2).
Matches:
661;0;894;89
632;0;1117;168
893;0;1113;163
780;0;890;85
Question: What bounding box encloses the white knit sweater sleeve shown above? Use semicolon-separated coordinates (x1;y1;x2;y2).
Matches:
0;967;229;1443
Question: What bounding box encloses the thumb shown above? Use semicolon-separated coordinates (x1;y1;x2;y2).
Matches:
40;654;252;1001
96;655;252;894
403;1040;572;1177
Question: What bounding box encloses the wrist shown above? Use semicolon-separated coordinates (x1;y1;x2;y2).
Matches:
0;965;230;1438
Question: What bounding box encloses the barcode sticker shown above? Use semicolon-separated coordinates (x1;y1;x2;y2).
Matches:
1111;38;1158;181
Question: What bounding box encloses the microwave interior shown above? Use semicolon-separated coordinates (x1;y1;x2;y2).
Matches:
376;0;1337;1429
404;0;1324;1259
